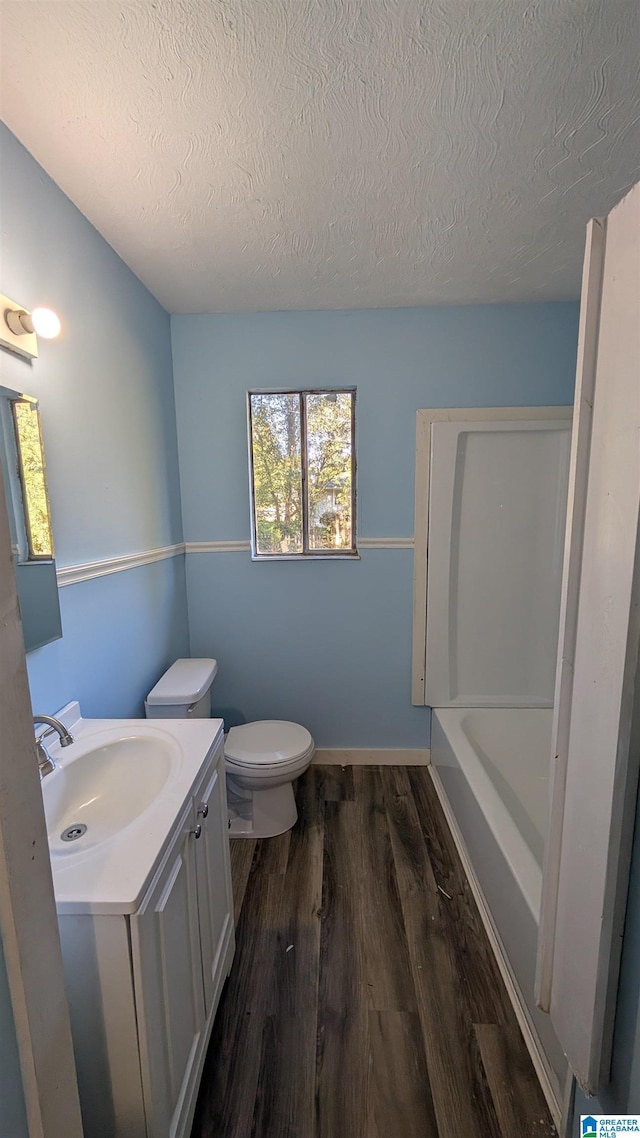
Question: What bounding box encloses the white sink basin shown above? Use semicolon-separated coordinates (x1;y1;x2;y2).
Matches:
39;705;225;915
44;734;177;854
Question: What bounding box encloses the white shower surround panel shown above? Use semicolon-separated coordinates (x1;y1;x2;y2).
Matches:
1;0;639;312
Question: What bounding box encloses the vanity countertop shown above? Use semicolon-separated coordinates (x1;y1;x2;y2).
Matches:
41;703;225;916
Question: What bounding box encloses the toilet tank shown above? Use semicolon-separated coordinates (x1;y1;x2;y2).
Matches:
144;658;218;719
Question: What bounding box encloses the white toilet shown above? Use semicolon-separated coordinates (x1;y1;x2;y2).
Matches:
144;658;315;839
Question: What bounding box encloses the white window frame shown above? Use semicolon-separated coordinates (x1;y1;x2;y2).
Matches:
247;387;358;561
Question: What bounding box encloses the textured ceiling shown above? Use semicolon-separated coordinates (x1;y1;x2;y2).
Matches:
1;0;639;313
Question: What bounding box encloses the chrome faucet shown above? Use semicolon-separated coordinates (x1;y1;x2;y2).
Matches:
33;714;74;778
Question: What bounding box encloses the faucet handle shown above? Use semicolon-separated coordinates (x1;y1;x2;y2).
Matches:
35;738;56;779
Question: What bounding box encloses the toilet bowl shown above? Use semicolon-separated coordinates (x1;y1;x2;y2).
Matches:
225;720;315;838
144;659;314;839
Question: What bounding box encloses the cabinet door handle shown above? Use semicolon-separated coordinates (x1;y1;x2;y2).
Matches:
197;802;209;818
190;824;202;840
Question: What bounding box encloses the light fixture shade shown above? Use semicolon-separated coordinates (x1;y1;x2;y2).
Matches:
31;307;61;339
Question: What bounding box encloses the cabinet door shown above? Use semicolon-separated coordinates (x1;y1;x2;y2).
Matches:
194;755;235;1016
131;800;205;1138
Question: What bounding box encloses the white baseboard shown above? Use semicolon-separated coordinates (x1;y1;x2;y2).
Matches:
312;748;430;766
428;765;562;1132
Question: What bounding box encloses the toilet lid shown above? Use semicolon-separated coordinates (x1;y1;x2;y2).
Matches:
225;721;314;766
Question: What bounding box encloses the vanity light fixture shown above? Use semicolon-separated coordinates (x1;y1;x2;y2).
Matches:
1;292;61;360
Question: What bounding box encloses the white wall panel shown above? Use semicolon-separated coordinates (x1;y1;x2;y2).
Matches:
425;418;570;707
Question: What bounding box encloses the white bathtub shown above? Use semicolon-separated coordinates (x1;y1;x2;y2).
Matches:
431;705;567;1107
434;707;551;919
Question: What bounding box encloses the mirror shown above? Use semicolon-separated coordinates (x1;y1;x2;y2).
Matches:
0;384;62;651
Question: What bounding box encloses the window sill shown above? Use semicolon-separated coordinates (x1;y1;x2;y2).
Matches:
250;551;360;562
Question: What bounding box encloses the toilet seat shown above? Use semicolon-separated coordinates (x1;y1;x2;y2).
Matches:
145;660;315;838
225;720;315;837
225;720;314;769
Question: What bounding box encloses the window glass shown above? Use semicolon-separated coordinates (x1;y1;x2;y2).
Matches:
250;392;303;554
306;392;354;551
12;400;54;559
249;389;356;558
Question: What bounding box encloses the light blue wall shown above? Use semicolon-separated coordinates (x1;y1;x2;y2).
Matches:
171;305;579;747
27;557;189;718
0;124;189;717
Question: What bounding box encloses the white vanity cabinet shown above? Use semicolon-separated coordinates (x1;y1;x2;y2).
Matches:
57;732;234;1138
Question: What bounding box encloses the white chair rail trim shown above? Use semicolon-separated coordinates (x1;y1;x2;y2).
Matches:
56;543;184;587
185;537;414;553
357;537;414;549
54;538;416;587
186;540;251;553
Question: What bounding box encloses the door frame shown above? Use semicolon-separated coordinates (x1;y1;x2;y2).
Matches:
535;218;606;1012
0;459;83;1135
542;182;640;1095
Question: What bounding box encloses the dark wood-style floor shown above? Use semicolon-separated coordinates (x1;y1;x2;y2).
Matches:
191;766;556;1138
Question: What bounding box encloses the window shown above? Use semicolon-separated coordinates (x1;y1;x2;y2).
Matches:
248;388;356;558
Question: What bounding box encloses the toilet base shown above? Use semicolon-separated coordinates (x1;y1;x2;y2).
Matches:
226;776;299;839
